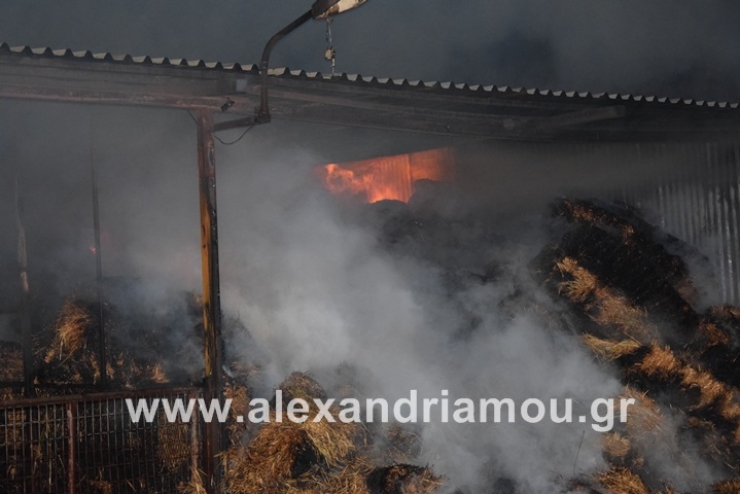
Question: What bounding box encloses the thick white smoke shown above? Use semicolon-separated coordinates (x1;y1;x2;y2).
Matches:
214;143;626;492
1;103;730;492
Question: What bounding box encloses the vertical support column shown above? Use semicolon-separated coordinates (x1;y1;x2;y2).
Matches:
196;109;224;494
14;176;34;398
90;112;107;389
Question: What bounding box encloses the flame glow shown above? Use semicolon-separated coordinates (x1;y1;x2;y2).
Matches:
317;148;455;203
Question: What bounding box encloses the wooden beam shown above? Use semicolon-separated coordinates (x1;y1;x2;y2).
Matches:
196;109;224;494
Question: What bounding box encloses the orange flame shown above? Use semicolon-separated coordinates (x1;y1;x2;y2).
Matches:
317;148;455;203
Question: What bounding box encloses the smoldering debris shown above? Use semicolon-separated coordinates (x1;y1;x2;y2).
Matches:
0;286;207;398
7;152;740;494
540;198;740;492
204;184;740;494
219;372;444;494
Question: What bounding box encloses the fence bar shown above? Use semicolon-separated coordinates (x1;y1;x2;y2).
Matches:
66;401;77;494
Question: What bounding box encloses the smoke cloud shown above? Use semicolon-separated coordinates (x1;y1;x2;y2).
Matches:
1;0;739;100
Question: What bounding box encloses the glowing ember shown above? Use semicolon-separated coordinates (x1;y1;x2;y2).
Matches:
317;148;455;203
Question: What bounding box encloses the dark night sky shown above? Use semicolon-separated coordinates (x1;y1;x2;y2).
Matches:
1;0;739;101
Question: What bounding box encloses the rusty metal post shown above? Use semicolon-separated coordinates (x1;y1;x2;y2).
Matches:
190;389;203;487
196;109;224;494
66;401;77;494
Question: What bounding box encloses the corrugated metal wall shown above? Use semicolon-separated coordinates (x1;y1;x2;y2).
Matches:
563;141;740;305
626;142;740;305
473;139;740;305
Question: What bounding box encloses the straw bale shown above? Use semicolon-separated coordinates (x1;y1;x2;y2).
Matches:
582;334;641;361
596;467;649;494
555;257;659;343
618;388;663;435
366;464;445;494
698;321;732;347
713;478;740;494
178;470;208;494
602;433;631;461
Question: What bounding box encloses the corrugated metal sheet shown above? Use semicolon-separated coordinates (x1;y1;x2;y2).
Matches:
2;42;738;110
629;143;740;305
559;141;740;305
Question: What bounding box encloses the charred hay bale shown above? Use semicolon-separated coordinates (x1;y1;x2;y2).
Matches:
34;299;175;390
375;424;423;464
616;345;740;459
307;456;375;494
691;306;740;388
553;198;697;303
550;257;662;345
35;300;109;388
366;464;444;494
553;224;697;344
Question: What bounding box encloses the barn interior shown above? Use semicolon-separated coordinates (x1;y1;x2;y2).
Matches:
2;22;740;494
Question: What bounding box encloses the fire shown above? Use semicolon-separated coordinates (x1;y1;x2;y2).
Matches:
317;147;455;203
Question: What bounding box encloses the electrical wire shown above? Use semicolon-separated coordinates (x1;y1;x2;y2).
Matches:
188;110;255;146
214;123;255;145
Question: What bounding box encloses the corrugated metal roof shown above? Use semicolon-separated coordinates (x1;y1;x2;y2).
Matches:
2;42;737;110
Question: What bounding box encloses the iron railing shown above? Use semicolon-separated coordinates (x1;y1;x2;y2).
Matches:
1;387;201;494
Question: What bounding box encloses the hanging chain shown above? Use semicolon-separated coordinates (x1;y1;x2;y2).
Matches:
324;17;336;76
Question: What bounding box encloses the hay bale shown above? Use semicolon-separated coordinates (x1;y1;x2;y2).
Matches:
602;433;631;462
553;198;696;305
582;334;641;361
694;308;740;388
225;423;319;494
713;478;740;494
33;298;176;390
371;424;423;464
311;456;375;494
279;372;329;403
224;372;363;494
366;464;444;494
618;387;663;436
548;199;699;345
553;257;660;344
595;467;649;494
224;379;250;445
223;372;445;494
178;471;208;494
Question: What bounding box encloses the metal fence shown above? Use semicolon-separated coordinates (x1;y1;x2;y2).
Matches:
1;387;201;494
